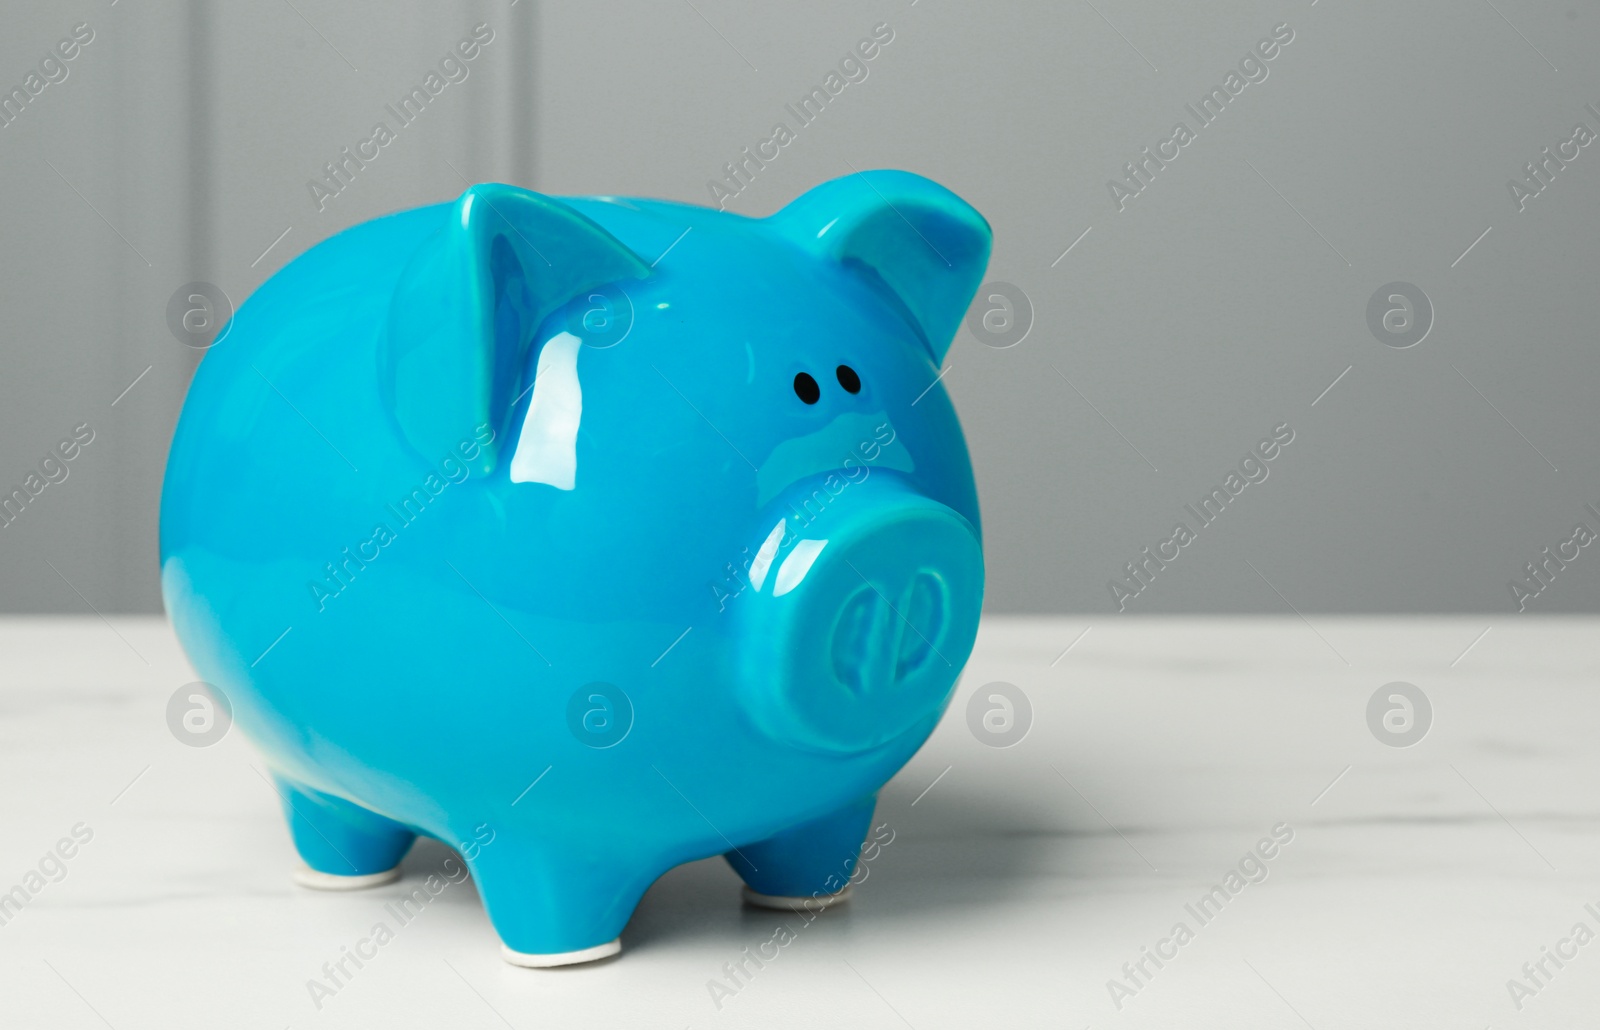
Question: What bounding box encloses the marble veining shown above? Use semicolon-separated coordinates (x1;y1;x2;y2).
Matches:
2;615;1598;1028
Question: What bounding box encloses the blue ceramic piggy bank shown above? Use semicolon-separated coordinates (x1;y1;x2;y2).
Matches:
160;170;989;966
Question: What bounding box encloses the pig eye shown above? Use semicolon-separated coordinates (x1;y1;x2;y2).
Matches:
835;365;861;394
793;372;820;404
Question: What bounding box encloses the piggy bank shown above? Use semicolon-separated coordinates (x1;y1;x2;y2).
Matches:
160;170;989;966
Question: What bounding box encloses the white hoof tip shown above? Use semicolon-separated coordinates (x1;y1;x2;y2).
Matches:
292;865;402;891
741;883;853;912
501;938;622;968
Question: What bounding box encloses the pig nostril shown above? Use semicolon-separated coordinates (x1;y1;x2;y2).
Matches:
793;373;820;404
829;571;949;695
735;483;983;754
894;572;945;680
830;586;879;695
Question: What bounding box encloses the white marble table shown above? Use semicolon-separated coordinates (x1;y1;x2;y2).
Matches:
2;615;1596;1028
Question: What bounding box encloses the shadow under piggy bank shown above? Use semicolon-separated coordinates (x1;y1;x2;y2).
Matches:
382;786;1062;962
623;785;1064;957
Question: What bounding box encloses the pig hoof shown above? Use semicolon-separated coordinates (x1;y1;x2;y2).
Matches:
501;939;622;968
741;883;853;912
292;865;402;891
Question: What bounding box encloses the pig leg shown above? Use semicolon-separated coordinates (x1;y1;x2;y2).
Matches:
467;834;652;967
725;795;877;911
276;777;416;890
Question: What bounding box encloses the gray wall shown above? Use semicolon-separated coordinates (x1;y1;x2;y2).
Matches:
0;0;534;613
3;0;1597;615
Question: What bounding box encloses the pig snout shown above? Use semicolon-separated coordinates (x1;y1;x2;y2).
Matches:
732;472;983;754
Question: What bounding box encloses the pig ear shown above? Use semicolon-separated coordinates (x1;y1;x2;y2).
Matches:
382;183;648;473
768;170;991;364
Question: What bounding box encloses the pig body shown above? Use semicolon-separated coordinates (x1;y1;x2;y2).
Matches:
160;171;990;965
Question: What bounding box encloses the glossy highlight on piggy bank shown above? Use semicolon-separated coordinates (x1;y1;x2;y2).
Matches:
160;170;990;966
